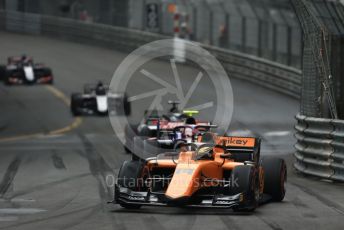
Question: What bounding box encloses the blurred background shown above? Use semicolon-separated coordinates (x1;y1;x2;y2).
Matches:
0;0;302;68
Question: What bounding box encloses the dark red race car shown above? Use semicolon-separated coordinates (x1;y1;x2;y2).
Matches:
0;55;53;85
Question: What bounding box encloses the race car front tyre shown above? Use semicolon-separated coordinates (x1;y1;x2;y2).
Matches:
0;65;5;81
116;160;149;209
230;165;258;212
261;157;287;202
71;93;82;116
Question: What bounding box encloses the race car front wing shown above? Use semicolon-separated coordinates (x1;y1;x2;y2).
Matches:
112;185;244;208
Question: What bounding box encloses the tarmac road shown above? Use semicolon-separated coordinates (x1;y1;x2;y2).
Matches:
0;31;344;230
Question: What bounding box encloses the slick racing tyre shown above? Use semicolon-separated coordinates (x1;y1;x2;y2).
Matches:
116;160;149;209
261;157;287;202
71;93;82;116
0;65;5;81
230;165;258;212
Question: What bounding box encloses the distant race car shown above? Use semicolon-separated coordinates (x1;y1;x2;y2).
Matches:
0;55;53;85
112;134;287;211
70;81;130;116
131;124;217;160
124;101;212;154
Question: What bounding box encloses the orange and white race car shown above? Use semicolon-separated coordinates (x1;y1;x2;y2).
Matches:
113;134;287;211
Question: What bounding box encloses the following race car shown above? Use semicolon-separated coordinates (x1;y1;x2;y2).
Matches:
131;124;217;160
0;55;53;85
124;102;212;154
70;81;131;116
113;135;287;211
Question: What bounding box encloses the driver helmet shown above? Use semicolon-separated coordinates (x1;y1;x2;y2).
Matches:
185;117;196;125
21;54;30;64
95;81;106;95
197;146;213;155
96;81;104;88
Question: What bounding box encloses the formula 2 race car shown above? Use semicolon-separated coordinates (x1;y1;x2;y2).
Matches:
130;124;217;160
113;135;287;211
124;101;211;153
71;81;131;116
1;55;53;85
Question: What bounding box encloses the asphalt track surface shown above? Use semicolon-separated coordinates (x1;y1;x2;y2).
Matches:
0;31;343;230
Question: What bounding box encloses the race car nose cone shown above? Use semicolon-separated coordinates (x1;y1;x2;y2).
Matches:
164;195;190;207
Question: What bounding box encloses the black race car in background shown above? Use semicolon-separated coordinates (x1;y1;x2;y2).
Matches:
128;101;205;137
0;55;53;85
124;101;213;154
71;81;131;116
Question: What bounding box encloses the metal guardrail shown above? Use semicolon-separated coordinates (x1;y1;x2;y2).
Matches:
295;114;344;181
0;10;302;99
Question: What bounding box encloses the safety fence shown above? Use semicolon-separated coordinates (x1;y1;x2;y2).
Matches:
0;0;302;69
0;10;302;98
295;114;344;181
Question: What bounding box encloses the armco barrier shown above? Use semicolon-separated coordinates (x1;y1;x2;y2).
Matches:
0;10;302;99
295;114;344;182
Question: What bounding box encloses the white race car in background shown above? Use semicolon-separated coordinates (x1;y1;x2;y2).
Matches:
70;82;131;116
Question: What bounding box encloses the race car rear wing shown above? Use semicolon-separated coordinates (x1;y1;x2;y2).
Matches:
215;136;256;148
215;136;261;163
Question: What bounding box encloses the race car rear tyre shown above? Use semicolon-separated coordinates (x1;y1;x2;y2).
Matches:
230;165;258;212
261;157;287;202
0;65;5;81
71;93;82;116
